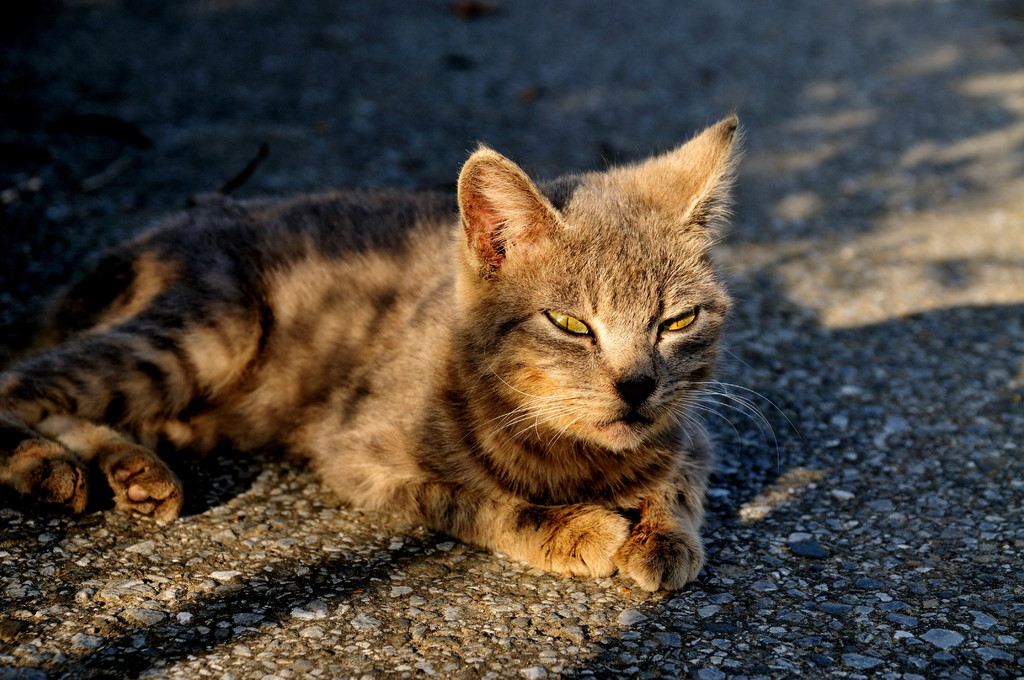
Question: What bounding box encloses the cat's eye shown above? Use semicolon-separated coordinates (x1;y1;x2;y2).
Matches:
546;310;590;335
661;307;698;332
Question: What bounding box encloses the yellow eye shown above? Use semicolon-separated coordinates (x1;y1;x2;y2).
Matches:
662;307;698;332
546;310;590;335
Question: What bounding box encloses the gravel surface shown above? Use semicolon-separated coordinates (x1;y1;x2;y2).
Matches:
1;1;1022;679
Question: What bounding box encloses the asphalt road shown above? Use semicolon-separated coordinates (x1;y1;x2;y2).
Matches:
1;1;1022;679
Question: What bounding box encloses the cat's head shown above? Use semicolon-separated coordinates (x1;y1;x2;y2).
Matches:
454;116;740;453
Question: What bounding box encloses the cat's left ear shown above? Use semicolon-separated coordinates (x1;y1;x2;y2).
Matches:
631;114;742;230
457;146;560;277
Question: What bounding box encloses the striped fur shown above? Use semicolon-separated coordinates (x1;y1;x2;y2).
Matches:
0;117;740;590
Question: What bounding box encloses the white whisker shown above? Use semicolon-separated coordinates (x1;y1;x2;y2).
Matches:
695;379;800;436
684;402;742;443
549;416;582;446
686;384;785;468
512;408;576;441
698;394;776;443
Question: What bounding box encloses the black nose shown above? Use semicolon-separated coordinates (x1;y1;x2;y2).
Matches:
616;374;657;407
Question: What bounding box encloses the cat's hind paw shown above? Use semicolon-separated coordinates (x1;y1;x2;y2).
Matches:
0;437;90;513
614;523;704;591
103;444;183;521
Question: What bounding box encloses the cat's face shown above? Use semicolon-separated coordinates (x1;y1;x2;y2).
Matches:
455;117;739;452
461;183;730;451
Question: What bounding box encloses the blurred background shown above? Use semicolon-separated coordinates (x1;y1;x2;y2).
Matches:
2;1;1023;338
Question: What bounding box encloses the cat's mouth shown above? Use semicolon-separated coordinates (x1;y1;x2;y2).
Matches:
618;412;650;426
592;413;652;446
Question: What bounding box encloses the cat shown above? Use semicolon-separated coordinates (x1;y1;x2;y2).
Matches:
0;116;739;591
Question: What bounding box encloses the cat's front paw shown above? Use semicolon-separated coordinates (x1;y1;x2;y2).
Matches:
102;444;183;521
1;437;90;513
614;523;704;591
533;505;631;579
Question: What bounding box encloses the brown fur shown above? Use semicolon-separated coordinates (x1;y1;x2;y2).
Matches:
0;117;740;590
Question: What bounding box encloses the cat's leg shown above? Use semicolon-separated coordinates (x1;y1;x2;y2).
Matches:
35;415;182;520
0;313;257;518
386;481;631;579
612;488;705;591
0;414;89;513
612;454;711;591
612;431;713;591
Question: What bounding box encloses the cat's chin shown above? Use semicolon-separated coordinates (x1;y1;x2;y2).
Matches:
589;418;650;450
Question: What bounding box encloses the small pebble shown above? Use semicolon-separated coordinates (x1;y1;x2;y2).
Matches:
807;653;833;667
212;529;238;543
819;602;852;614
561;626;586;643
842;653;883;669
921;628;964;650
123;608;167;626
70;633;105;649
125;540;156;555
352;614;383;631
886;613;918;627
290;601;327;620
233;613;264;626
209;571;242;583
790;539;828;558
975;647;1014;662
970;610;997;629
855;578;883;589
696;669;726;680
617;609;647;626
653;632;681;647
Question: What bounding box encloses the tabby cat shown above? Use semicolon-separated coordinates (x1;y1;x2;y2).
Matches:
0;116;739;591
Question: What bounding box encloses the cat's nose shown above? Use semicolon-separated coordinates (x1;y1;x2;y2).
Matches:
616;374;657;407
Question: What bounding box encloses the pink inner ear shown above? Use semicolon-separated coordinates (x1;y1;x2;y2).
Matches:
459;154;556;274
463;194;507;271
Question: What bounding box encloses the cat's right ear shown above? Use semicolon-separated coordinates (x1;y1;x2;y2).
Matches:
457;147;560;277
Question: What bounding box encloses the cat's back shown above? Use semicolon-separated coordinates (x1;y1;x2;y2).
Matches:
44;187;458;343
246;187;457;253
241;188;459;356
154;187;458;282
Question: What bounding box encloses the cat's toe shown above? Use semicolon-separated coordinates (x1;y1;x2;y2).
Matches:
37;456;91;514
105;449;183;521
2;438;90;513
614;524;704;591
